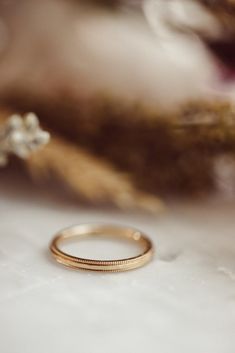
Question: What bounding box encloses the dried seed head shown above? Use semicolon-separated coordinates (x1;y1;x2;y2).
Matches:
0;112;50;166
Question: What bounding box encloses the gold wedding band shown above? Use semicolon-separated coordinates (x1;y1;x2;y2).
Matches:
50;224;154;272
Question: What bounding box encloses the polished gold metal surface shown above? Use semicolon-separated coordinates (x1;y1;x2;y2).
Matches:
50;224;154;272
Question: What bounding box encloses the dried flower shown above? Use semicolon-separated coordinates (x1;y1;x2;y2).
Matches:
0;112;50;167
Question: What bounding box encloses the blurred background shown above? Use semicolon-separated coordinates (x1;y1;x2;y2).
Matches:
1;0;235;209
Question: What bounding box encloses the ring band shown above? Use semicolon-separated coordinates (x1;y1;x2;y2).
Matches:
50;224;154;272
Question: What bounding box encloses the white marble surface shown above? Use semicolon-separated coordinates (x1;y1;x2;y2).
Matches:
0;172;235;353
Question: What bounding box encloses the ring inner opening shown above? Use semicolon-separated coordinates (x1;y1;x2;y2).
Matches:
60;234;145;261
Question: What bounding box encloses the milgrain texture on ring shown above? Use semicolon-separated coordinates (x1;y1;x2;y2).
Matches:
49;224;154;272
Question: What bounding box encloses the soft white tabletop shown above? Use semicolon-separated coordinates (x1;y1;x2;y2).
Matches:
0;171;235;353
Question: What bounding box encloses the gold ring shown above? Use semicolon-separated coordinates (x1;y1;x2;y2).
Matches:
50;224;154;272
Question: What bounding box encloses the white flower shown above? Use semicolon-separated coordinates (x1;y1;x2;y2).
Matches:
0;112;50;166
